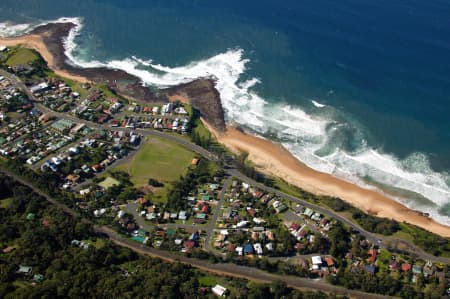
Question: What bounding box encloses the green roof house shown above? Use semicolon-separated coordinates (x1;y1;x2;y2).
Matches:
33;274;44;283
195;213;207;220
17;265;32;275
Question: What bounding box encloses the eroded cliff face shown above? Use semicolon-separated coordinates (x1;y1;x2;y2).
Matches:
164;79;226;132
28;22;226;132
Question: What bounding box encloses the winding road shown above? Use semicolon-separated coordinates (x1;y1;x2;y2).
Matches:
0;168;392;299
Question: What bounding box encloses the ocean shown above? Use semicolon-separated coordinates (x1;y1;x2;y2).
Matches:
0;0;449;224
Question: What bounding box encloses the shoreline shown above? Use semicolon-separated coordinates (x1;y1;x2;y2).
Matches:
202;120;450;237
1;25;449;238
0;34;90;83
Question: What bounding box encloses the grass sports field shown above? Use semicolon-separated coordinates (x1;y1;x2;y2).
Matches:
114;136;195;187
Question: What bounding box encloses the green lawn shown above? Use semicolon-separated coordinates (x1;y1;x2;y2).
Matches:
6;48;39;66
82;238;106;249
114;136;195;187
199;275;218;287
98;177;120;189
0;197;13;209
192;117;211;140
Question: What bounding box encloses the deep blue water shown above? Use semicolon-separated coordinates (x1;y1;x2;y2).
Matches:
0;0;449;222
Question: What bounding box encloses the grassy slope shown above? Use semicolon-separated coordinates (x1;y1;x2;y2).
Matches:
6;48;39;66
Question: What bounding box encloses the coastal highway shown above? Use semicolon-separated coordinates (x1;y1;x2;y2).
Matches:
0;168;392;299
2;69;449;264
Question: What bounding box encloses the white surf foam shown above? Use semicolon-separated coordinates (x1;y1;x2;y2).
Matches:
0;17;82;38
311;100;326;108
3;17;450;225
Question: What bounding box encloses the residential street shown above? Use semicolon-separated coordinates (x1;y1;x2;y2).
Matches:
0;70;450;278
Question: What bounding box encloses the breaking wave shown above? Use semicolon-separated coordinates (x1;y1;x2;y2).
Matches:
2;17;450;225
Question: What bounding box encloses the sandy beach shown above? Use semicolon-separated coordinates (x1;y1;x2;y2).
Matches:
203;120;450;237
1;28;449;238
0;35;89;83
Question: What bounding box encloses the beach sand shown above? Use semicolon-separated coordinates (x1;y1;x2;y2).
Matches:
2;30;449;238
0;35;89;83
203;120;450;237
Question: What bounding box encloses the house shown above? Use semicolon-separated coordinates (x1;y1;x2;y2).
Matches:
401;263;412;272
266;231;275;241
289;223;300;232
191;158;199;166
365;264;376;274
212;284;227;297
253;227;264;232
163;212;170;220
201;205;209;213
208;183;219;191
179;211;187;220
235;221;248;228
195;213;207;220
311;256;322;267
367;249;378;264
17;265;33;275
412;265;422;275
311;212;322;222
303;208;314;218
184;240;195;250
243;244;254;255
389;260;399;271
33;273;44;283
30;82;49;94
423;261;435;277
222;208;232;220
254;243;263;255
247;208;257;217
174;107;188;115
2;246;16;254
325;257;335;267
201;194;211;201
189;232;200;241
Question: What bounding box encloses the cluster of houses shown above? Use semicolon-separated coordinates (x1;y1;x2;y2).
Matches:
112;102;190;133
31;78;124;124
210;180;291;258
127;102;187;116
0;75;32;114
0;117;83;166
115;116;190;134
42;130;137;189
345;241;447;282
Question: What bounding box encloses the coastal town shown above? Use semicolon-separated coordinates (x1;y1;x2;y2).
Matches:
0;42;449;299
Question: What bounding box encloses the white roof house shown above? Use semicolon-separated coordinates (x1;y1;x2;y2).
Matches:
312;256;322;265
254;243;263;255
235;221;248;228
212;284;227;297
30;82;49;93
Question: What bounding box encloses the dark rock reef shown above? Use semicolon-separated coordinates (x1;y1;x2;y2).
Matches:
29;22;226;132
